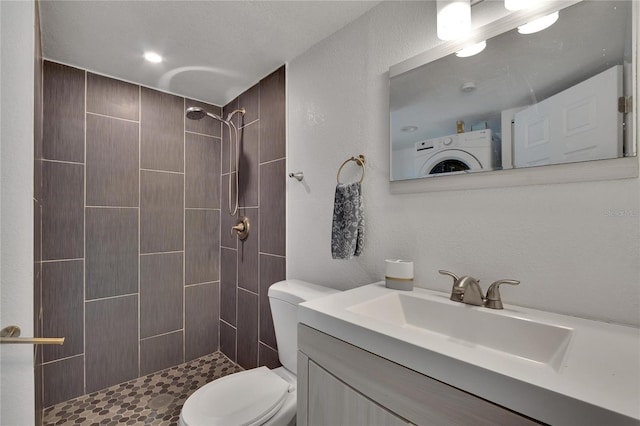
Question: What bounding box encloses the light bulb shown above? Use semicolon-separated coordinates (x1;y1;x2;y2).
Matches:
456;40;487;57
517;11;559;34
437;0;471;41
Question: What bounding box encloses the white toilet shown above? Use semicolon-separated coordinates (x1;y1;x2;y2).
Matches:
179;279;339;426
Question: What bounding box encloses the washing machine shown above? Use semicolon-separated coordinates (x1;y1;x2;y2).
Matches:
414;129;494;177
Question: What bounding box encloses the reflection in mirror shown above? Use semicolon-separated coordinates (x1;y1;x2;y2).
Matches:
390;1;635;182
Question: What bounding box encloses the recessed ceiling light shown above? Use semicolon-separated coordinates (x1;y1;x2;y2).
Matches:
456;41;487;58
144;51;163;63
518;11;559;34
401;126;418;133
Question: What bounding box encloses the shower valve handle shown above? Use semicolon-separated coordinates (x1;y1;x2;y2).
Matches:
231;217;250;240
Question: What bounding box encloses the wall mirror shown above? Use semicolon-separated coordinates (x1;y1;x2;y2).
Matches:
390;0;637;183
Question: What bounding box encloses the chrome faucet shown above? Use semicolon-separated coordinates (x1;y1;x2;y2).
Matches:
438;270;520;309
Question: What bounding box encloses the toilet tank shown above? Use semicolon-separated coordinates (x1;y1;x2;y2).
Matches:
268;280;339;374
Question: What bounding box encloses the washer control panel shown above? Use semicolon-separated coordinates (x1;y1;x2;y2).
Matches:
415;129;491;153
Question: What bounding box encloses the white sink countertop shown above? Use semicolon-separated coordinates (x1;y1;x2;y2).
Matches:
298;282;640;426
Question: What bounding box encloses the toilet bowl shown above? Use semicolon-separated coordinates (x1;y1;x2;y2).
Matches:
179;280;339;426
179;366;296;426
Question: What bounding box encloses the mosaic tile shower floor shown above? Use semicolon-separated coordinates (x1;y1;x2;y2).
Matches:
43;352;243;425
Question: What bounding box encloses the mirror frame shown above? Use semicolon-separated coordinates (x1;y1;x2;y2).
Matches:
389;0;639;194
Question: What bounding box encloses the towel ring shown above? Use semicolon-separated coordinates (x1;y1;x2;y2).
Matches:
337;155;366;184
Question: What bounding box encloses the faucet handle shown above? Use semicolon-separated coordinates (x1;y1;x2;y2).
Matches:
438;270;459;283
439;270;465;302
485;279;520;310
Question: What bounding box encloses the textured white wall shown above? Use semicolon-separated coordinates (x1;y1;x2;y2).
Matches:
0;0;36;423
287;1;640;327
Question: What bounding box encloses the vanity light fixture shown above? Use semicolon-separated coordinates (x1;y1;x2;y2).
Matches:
517;11;559;34
437;0;471;41
455;40;486;57
143;51;163;63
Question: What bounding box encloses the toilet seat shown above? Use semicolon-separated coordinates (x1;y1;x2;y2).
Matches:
180;367;293;426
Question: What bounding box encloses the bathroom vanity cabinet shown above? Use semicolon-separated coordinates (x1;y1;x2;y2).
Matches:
297;324;542;426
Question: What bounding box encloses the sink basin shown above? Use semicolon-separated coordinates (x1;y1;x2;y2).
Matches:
347;292;573;370
299;282;640;424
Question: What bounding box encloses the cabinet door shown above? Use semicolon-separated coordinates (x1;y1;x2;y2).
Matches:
308;361;410;426
299;324;542;426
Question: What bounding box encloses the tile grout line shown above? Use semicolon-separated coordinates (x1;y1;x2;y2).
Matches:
140;250;184;256
219;318;236;329
185;280;221;288
233;99;239;364
259;156;286;166
259;251;286;259
41;158;84;166
41;353;85;367
83;68;88;396
185;129;221;139
85;292;139;303
85;205;137;209
256;88;261;367
239;117;259;130
140;167;184;175
137;83;142;377
86;110;139;124
237;286;259;297
260;340;278;354
218;107;224;356
183;96;187;363
139;329;184;342
41;258;84;263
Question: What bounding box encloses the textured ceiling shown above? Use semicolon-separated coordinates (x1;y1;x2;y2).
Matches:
40;1;380;106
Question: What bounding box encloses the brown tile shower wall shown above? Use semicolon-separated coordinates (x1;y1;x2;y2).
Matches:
219;66;287;370
38;60;222;407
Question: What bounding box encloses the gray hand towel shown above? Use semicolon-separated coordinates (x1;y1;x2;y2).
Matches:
331;182;364;259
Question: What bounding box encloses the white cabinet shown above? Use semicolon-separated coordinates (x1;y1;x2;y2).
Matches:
298;324;542;426
308;360;409;426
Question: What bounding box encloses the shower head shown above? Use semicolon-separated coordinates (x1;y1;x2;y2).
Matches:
185;106;226;123
185;106;207;120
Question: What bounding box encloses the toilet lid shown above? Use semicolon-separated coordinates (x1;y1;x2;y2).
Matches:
181;367;292;426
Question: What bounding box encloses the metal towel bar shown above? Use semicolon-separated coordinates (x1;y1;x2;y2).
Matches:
0;325;65;345
337;155;366;184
